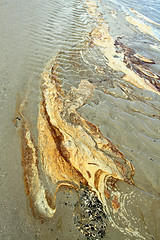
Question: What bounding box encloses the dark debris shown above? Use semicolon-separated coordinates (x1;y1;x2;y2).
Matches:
74;186;107;239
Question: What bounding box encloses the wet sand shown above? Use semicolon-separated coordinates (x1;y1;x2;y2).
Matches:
0;0;160;239
0;0;87;239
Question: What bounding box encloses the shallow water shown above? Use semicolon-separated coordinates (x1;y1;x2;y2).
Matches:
0;0;160;239
107;0;160;24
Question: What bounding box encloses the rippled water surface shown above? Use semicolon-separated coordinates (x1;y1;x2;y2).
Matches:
0;0;160;239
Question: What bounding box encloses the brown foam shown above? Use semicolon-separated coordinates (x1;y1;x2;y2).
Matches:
19;56;134;221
